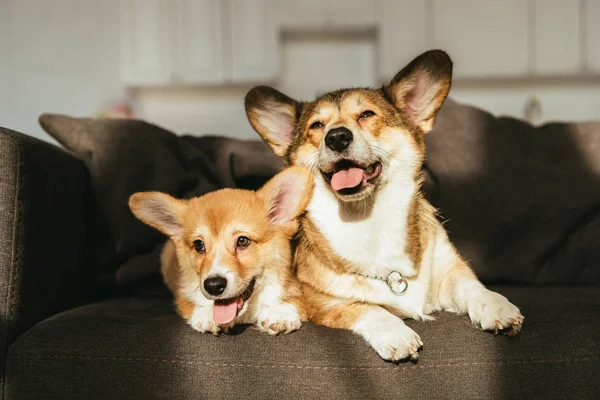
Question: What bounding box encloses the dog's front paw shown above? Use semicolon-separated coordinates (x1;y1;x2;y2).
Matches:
189;306;221;335
256;303;302;335
354;311;423;362
370;322;423;362
468;289;524;336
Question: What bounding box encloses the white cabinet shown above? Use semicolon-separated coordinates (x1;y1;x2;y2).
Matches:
176;0;226;83
121;0;600;86
120;0;173;84
229;0;278;82
377;0;428;80
121;0;277;85
276;0;328;29
533;0;582;75
586;0;600;72
432;0;529;78
332;0;376;28
276;0;375;29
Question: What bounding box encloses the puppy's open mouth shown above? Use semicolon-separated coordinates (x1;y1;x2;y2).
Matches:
321;160;383;195
213;279;255;325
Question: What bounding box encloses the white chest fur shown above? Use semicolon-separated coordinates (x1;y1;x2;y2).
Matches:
306;174;434;319
307;175;416;278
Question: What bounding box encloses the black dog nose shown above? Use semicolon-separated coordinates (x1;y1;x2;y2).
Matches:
325;127;353;152
204;276;227;295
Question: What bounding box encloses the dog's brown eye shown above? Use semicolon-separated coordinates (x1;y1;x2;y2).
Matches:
237;236;251;249
359;110;375;120
193;240;205;253
310;121;324;130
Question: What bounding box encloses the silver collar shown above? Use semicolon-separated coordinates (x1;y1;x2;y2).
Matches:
351;270;408;295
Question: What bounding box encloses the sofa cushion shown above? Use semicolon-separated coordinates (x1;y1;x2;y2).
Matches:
39;102;600;289
6;286;599;400
38;115;283;292
426;99;600;284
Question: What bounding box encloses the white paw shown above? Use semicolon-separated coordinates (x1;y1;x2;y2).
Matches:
468;289;524;336
256;303;302;335
353;309;423;362
189;305;221;335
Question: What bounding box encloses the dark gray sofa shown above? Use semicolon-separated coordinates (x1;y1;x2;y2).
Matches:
1;99;599;399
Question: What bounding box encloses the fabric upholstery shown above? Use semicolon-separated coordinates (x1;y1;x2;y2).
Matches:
6;286;599;400
427;100;600;284
38;101;600;289
38;115;283;293
0;128;91;397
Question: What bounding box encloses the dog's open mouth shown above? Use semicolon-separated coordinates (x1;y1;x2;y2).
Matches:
321;160;383;195
213;279;255;325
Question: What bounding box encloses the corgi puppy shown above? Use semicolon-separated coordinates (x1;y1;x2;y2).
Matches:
129;166;312;335
245;50;524;361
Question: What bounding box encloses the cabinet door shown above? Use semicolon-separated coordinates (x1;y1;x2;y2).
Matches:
120;0;172;85
534;0;582;74
275;0;329;29
586;0;600;72
377;0;428;81
275;0;374;29
229;0;278;82
432;0;529;78
176;0;225;84
331;0;376;28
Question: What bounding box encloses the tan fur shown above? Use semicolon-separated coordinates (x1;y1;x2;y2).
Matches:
302;285;373;329
246;50;524;361
175;297;195;320
129;166;313;335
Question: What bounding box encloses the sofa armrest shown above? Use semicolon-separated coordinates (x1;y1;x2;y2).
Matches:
0;128;91;353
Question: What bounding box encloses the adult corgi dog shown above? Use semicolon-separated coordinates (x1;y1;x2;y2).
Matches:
245;50;524;361
129;166;312;335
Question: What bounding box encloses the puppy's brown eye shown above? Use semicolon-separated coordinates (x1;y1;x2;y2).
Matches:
193;240;205;253
358;110;375;120
237;236;251;249
310;121;324;130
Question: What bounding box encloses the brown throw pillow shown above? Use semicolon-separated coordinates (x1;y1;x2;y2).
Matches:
39;115;283;292
426;99;600;284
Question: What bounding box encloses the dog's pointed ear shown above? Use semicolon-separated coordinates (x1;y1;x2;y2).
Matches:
245;86;300;156
258;166;314;238
129;192;188;238
386;50;452;133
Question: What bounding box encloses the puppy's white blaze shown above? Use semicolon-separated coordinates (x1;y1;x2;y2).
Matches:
206;250;239;298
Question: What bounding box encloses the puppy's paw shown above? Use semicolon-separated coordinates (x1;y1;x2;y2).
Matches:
354;311;423;362
256;303;302;335
468;289;524;336
189;305;221;335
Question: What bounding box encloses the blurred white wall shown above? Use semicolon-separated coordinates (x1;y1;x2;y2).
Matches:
0;0;123;141
133;33;378;139
0;0;599;143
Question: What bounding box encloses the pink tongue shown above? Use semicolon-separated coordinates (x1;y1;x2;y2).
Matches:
213;297;244;325
330;168;364;191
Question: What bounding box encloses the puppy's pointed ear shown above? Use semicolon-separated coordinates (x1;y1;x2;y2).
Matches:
129;192;187;238
386;50;452;133
245;86;300;156
258;166;314;238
